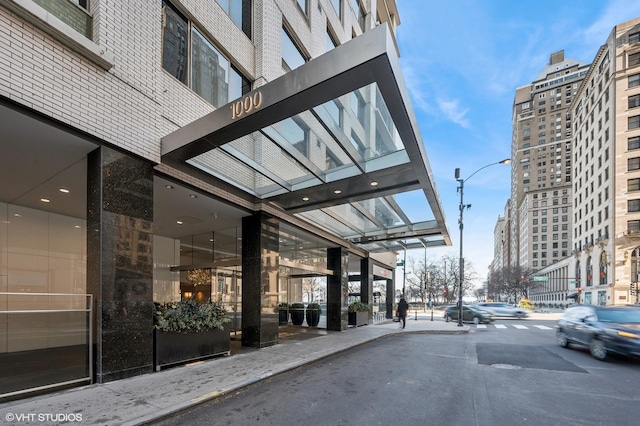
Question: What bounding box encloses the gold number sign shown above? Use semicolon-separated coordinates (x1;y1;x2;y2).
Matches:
230;92;263;120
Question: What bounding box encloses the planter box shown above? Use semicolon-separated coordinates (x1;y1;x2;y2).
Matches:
348;311;368;327
154;325;230;371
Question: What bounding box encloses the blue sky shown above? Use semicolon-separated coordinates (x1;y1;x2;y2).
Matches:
394;0;640;286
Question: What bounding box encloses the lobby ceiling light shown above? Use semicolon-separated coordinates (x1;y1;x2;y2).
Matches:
189;194;197;198
59;188;70;193
40;198;50;203
165;185;174;189
302;196;309;201
370;181;378;186
176;220;183;225
334;189;341;194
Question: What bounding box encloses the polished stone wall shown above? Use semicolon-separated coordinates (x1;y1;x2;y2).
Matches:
385;278;394;319
360;258;373;323
241;212;279;348
327;247;348;331
87;147;154;383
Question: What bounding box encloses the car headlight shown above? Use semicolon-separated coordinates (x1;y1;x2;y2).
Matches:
617;331;639;339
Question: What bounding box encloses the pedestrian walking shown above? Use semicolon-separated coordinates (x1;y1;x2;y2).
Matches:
397;297;409;329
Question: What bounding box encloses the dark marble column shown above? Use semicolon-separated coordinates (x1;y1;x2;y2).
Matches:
241;212;279;348
327;247;348;331
87;147;154;383
360;258;373;323
385;278;394;319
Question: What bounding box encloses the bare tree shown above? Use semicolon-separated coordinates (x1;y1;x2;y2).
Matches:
403;253;478;306
303;277;325;302
487;265;541;303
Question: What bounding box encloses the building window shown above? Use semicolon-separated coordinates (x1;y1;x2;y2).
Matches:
296;0;308;15
629;199;640;212
631;74;640;88
331;0;342;19
630;95;640;109
215;0;252;37
629;178;640;191
631;52;640;67
162;1;251;107
282;27;307;71
631;32;640;44
326;27;338;52
350;0;365;31
630;136;640;151
631;116;640;130
628;220;640;234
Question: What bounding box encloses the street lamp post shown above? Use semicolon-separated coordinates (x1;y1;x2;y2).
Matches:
455;159;510;327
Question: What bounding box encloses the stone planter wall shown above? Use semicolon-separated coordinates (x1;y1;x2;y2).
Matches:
153;325;230;371
348;311;368;327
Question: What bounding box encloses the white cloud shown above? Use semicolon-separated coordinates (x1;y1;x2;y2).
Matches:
437;98;470;128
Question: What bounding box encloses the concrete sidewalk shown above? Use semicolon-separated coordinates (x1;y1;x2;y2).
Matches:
0;315;468;425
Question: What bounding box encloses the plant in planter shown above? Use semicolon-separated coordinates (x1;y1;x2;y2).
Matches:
278;303;289;325
348;301;369;327
153;299;232;370
290;302;305;326
305;303;322;327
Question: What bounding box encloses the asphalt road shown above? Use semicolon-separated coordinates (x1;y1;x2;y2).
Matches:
153;319;640;426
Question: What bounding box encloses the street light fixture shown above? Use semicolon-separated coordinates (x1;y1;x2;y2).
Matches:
455;159;510;327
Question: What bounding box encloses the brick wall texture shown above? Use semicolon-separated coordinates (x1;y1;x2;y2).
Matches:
0;0;371;164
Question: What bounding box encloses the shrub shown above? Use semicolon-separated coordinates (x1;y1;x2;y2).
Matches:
154;299;231;333
348;301;369;313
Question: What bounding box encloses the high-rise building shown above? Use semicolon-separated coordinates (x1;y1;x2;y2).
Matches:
515;16;640;308
571;17;640;306
0;0;449;399
509;51;590;271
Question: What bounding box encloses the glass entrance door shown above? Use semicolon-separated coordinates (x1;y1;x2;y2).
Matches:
211;267;241;333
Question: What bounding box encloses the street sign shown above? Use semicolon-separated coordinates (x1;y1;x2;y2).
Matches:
570;280;578;284
396;260;404;267
533;276;548;282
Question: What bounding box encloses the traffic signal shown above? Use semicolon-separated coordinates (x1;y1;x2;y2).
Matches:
577;287;582;293
631;283;637;296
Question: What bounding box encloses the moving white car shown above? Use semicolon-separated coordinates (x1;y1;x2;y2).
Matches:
476;302;529;319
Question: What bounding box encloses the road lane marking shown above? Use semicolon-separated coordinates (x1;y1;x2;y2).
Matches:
494;324;507;329
513;325;528;329
476;324;487;328
533;325;553;330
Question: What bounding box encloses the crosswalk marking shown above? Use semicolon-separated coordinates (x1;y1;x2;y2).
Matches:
533;325;553;330
471;324;554;330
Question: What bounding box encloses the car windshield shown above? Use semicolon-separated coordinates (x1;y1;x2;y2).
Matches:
597;308;640;324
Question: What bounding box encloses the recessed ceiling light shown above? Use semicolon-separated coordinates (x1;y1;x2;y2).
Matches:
302;196;309;201
334;189;341;194
74;225;81;229
165;185;174;189
13;213;21;217
59;188;70;193
176;220;183;225
370;181;378;186
209;238;213;242
40;198;50;203
189;194;197;198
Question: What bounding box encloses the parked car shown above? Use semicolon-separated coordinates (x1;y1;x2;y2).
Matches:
476;302;529;319
555;305;640;361
444;305;494;325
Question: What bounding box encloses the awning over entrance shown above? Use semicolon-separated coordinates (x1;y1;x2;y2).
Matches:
161;24;450;253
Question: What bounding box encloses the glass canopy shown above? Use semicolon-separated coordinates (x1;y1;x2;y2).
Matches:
162;24;450;253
